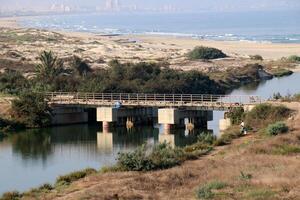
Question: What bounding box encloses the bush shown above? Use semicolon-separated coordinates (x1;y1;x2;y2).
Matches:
214;126;242;146
0;191;22;200
196;181;227;199
117;143;186;171
250;55;263;61
227;107;245;125
244;104;290;131
288;55;300;63
56;168;97;186
11;92;51;128
267;122;289;136
197;132;217;145
187;46;227;60
0;70;29;95
271;68;293;77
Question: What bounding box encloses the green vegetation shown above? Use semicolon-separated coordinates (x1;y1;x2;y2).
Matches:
227;107;244;125
0;51;225;95
244;104;291;132
250;54;263;61
0;191;22;200
55;168;97;186
0;70;29;95
117;143;186;171
196;181;228;199
272;144;300;155
214;126;242;146
266;122;289;136
11;93;51;128
270;68;293;77
187;46;227;60
287;55;300;63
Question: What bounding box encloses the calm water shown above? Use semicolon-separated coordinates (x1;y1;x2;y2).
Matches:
0;73;299;194
229;72;300;99
21;11;300;43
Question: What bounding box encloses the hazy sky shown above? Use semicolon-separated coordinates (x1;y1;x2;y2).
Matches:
1;0;300;12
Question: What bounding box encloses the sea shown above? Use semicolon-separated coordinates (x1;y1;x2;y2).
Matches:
19;11;300;43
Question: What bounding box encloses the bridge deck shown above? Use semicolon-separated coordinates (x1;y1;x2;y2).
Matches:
44;92;262;111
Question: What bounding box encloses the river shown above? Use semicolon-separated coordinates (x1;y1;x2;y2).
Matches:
0;72;299;195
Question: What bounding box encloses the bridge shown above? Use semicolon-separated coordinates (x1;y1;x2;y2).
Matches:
44;92;262;110
44;92;262;133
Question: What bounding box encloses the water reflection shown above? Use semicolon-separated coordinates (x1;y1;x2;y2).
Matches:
1;124;211;194
10;129;52;161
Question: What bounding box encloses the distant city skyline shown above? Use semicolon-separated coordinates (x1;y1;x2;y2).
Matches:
0;0;300;14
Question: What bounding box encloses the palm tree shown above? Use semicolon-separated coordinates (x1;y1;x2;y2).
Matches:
36;51;64;81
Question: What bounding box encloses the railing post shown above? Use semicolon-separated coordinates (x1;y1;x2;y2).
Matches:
181;94;183;105
191;94;193;105
173;94;175;105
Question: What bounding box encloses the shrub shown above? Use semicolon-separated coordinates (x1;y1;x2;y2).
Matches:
0;70;29;95
56;168;97;186
196;181;227;199
197;132;217;145
187;46;227;60
250;55;263;61
117;143;186;171
0;191;22;200
227;107;245;125
267;122;289;136
214;126;242;146
244;104;290;131
11;92;51;128
287;55;300;63
271;68;293;77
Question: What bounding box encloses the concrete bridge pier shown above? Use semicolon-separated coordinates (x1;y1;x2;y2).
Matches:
158;108;213;130
97;107;157;128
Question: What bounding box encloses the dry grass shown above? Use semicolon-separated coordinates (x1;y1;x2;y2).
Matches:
32;134;300;200
21;102;300;200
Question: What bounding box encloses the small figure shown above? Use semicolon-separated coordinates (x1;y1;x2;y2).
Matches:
240;120;247;135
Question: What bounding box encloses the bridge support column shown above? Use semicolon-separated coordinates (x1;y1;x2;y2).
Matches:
102;121;110;133
97;107;157;128
158;108;213;129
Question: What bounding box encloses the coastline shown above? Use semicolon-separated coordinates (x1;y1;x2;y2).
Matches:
1;16;300;60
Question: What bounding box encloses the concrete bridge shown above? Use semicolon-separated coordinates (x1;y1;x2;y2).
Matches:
44;92;262;133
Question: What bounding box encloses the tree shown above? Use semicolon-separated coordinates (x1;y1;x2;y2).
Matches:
0;70;29;95
11;92;52;128
35;51;64;82
71;56;92;77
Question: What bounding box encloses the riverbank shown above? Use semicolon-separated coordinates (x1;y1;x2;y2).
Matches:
2;102;299;200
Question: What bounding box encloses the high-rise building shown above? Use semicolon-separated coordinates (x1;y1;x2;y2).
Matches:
105;0;120;11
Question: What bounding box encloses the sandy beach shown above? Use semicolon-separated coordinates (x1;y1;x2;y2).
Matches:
0;16;300;73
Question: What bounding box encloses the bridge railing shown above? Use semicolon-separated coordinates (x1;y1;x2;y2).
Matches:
44;92;262;106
